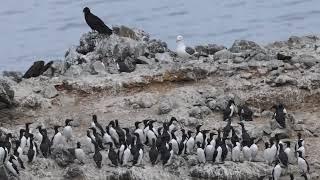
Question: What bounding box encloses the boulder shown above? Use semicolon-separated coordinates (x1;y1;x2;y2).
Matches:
0;79;14;108
158;96;173;114
229;40;263;53
63;165;86;180
76;32;97;55
42;85;58;99
2;71;23;83
91;61;106;74
291;54;319;68
51;147;74;167
189;161;270;180
147;39;168;54
274;75;297;86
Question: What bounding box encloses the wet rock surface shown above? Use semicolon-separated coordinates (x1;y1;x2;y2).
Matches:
1;26;320;179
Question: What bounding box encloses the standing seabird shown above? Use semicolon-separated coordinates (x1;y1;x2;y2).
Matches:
232;142;241;162
250;138;258;161
40;129;51;158
93;142;102;168
196;142;206;164
223;100;236;121
176;35;195;58
278;143;288;167
134;121;145;145
168;117;178;133
263;142;272;165
27;134;36;163
238;122;251;147
195;125;203;145
186;130;195;154
108;121;120;145
169;129;179;155
91;115;104;134
51;125;64;148
238;103;253;121
149;139;158;165
4;133;12;154
6;156;19;177
114;120;126;144
205;138;215;161
83;7;113;35
122;143;131;166
297;151;309;176
107;142;118;166
272;104;286;128
178;130;187;155
63;119;73;142
75;142;86;164
85;130;95;153
90;127;104;149
272;160;282;180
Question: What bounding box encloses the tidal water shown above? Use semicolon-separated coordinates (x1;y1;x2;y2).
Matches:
1;0;320;72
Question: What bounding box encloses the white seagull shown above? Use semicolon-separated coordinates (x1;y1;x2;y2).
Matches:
176;35;195;58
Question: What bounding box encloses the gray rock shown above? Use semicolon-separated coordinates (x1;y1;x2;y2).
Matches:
20;95;41;108
158;96;173;114
64;65;83;77
233;56;245;63
76;32;97;55
91;61;106;74
189;106;202;119
0;79;14;108
63;165;85;180
190;161;270;180
271;128;289;139
229;40;263;53
213;49;234;60
195;44;226;55
206;99;217;110
147;39;168;54
291;54;319;68
42;85;58;99
155;52;173;63
2;71;23;83
51;147;74;167
274;75;297;86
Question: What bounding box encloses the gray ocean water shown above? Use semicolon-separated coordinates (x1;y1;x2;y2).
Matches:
1;0;320;72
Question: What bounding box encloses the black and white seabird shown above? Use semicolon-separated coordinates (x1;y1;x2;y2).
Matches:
108;121;120;145
196;142;206;164
169;129;179;155
250;138;258;161
122;143;131;166
90;127;104;149
223;100;236;121
107;142;118;166
93;142;102;168
91;115;104;134
146;122;157;146
123;128;133;146
230;127;239;147
85;130;95;153
186;130;195;154
168;117;178;133
223;119;232;139
278;143;288;167
205;133;215;161
4;133;12;154
27;134;36;163
263;142;272;165
52;125;64;148
272;103;287;128
272;160;282;180
232;142;241;162
178;130;187;155
83;7;113;35
149;139;158;165
176;35;195;58
6;156;19;177
297;150;309;175
238;103;253;121
75;142;86;164
134;121;145;145
114;120;126;144
0;142;7;164
195;125;203;145
35;125;43;144
40;129;51;158
63;119;73;142
104;126;115;147
238;122;251;147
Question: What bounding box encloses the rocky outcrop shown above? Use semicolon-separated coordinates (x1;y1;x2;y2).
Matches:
2;26;320;179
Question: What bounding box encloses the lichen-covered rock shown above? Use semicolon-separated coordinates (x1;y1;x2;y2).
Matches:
274;74;297;86
42;85;58;99
64;165;86;180
230;40;263;53
189;161;271;180
0;78;14;108
51;147;74;167
146;39;168;54
158;96;173;114
2;71;23;83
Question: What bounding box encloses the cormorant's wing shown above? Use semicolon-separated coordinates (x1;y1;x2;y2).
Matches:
185;47;195;55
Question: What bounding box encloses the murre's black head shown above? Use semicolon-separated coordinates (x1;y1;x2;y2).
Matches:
209;132;216;139
279;143;284;149
37;125;42;130
297;150;303;157
181;129;185;134
77;142;81;148
228;100;235;106
135;121;141;128
83;7;90;14
65;119;73;126
290;174;294;180
107;142;113;148
297;132;302;139
265;142;269;149
143;119;149;126
6;133;12;139
196;124;202;131
115;119;119;127
109;120;115;127
123;128;129;133
196;141;201;148
201;130;210;135
54;125;61;130
285;141;290;147
297;140;302;147
170;117;177;123
187;130;193;136
92;115;97;122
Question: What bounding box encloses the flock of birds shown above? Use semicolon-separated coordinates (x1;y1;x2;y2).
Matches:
0;7;312;180
0;100;310;180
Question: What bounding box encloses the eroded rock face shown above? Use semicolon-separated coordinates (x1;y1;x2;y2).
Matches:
0;78;14;108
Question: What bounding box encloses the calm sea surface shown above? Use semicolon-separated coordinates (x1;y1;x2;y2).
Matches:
1;0;320;72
